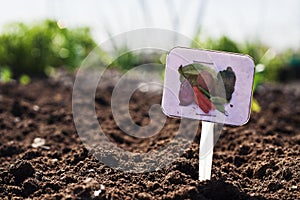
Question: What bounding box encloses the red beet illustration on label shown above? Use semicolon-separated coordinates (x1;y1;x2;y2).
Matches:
178;63;236;115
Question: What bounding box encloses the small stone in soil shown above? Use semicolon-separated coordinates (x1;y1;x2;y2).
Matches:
14;117;21;123
41;145;50;150
33;105;40;111
31;138;46;148
290;185;297;190
93;184;105;197
94;189;101;197
100;184;105;190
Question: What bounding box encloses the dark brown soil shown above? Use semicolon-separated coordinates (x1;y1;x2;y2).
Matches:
0;75;299;200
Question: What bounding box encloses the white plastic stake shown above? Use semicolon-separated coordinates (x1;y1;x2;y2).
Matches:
199;121;214;181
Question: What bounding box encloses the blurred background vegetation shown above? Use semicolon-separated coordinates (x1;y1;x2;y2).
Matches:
1;1;299;87
0;19;299;90
192;35;300;90
0;20;96;81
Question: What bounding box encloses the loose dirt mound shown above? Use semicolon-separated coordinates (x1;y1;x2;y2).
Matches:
0;78;299;199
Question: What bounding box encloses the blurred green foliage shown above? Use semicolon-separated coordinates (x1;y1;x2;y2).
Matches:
108;48;141;71
0;19;296;88
0;20;96;79
192;35;294;90
0;67;12;82
108;47;166;73
19;74;30;85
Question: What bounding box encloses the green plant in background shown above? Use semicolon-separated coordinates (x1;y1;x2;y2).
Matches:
19;74;31;85
192;36;241;53
108;48;141;71
192;35;293;83
0;20;96;79
0;67;12;82
191;35;295;112
108;47;165;73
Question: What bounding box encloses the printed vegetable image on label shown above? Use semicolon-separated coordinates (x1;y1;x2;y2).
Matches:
162;47;255;126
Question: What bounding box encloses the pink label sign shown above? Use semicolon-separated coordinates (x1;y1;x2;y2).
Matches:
162;47;255;126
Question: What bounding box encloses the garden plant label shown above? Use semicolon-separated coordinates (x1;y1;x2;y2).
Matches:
162;47;255;181
162;47;255;126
